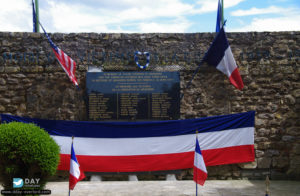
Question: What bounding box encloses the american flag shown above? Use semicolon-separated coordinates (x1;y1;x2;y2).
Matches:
40;25;78;86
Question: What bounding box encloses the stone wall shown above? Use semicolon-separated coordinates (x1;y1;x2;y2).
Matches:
0;31;299;180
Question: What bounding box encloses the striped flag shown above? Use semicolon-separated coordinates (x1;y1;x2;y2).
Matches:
1;111;255;173
40;25;79;86
69;140;85;190
216;0;224;32
203;27;244;90
31;0;77;85
193;136;207;186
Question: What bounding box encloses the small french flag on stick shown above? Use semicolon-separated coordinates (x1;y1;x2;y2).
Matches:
204;27;244;90
193;135;207;186
69;137;85;191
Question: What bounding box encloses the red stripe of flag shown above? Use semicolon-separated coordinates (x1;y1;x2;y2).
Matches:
58;145;254;172
193;166;207;186
229;68;244;90
53;48;78;86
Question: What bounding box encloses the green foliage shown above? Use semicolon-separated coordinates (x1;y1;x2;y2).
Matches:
0;122;60;191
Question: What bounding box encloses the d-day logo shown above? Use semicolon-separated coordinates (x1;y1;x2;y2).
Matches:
12;178;40;188
13;178;24;188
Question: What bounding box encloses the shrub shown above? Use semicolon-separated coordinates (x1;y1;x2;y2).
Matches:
0;122;60;191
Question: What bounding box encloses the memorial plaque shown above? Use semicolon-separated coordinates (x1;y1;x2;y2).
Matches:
86;72;180;121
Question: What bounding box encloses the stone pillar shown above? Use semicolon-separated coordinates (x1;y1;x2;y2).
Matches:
90;175;102;181
166;174;177;181
128;175;138;181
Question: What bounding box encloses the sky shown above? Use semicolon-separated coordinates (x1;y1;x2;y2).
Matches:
0;0;299;33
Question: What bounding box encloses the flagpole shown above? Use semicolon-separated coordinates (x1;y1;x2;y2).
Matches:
181;21;230;100
221;0;224;27
196;181;198;196
69;136;74;196
195;130;198;196
180;58;205;101
35;0;40;32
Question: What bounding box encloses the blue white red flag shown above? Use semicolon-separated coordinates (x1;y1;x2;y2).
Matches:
69;141;85;190
40;25;78;86
1;111;255;172
193;136;207;186
204;27;244;90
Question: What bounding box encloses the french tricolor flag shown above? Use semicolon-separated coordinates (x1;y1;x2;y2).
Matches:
69;141;85;190
204;27;244;90
193;137;207;186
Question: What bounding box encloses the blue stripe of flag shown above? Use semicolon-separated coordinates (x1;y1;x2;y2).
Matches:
203;27;229;67
195;138;202;155
71;143;79;164
1;111;255;138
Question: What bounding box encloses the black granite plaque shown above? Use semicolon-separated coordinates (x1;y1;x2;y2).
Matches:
86;72;180;121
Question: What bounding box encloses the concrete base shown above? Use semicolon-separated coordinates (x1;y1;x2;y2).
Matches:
43;180;300;196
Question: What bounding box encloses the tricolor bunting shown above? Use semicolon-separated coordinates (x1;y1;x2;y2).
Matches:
39;25;78;86
216;0;224;32
193;137;207;186
1;111;255;172
69;141;85;190
204;27;244;90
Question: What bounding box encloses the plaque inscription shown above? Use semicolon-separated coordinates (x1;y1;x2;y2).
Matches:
86;72;180;121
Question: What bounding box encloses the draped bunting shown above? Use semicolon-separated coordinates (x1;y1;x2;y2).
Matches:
1;111;255;172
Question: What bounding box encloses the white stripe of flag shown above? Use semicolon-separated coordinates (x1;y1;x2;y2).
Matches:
53;127;254;156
